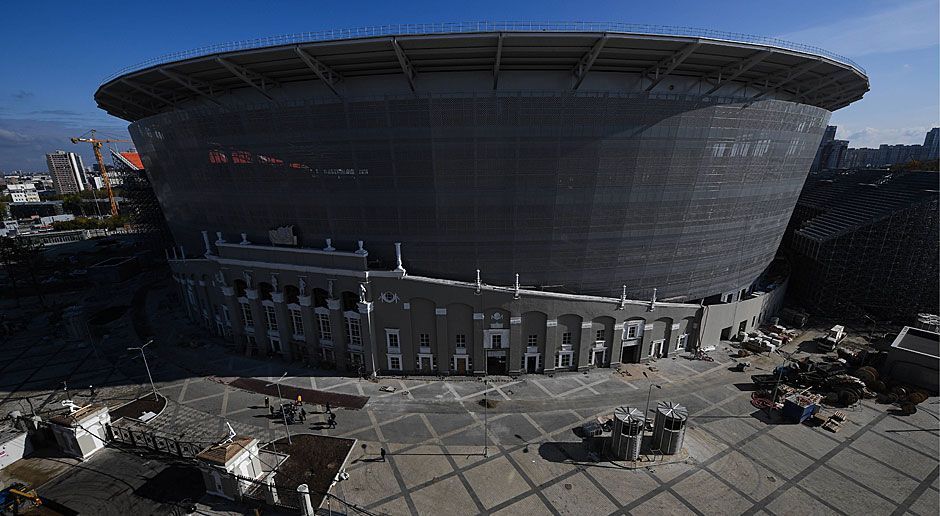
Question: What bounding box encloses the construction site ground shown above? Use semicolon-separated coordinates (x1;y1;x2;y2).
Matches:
0;270;937;515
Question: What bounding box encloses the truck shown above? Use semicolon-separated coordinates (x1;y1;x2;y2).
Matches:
816;325;845;353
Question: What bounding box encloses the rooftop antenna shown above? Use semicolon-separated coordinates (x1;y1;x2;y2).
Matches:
61;400;82;413
222;422;237;444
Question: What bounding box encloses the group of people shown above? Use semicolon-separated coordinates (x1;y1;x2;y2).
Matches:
264;397;337;428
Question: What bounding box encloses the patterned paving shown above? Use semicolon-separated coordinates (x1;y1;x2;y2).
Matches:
1;280;938;515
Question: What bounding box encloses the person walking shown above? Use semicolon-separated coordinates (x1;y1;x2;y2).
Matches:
264;396;270;408
328;413;336;429
325;402;332;415
380;448;386;462
300;407;306;423
269;405;275;417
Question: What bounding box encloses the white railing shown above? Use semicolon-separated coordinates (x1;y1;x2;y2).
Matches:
101;21;865;84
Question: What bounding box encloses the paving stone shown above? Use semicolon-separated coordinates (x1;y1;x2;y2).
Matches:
765;486;837;516
540;471;618;515
463;456;530;509
491;493;552;516
909;486;940;516
392;445;458;489
706;450;780;501
672;469;752;515
507;446;572;486
632;490;697;515
343;460;406;507
800;465;897;515
584;466;660;506
410;474;477;515
740;433;815;479
827;447;922;503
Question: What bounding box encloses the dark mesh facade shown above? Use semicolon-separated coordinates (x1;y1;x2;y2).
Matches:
130;93;828;301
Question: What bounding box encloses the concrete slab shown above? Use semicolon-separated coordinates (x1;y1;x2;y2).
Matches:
540;472;618;515
633;490;695;515
410;474;477;515
491;493;552;516
392;445;458;489
827;448;923;504
801;465;897;515
706;450;780;501
672;469;754;515
463;455;531;510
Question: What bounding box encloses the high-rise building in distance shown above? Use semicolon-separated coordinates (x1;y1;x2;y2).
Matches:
923;128;939;161
46;150;87;195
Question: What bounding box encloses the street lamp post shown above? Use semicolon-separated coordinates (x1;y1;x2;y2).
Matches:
266;372;292;445
642;371;661;432
482;374;489;457
127;339;158;401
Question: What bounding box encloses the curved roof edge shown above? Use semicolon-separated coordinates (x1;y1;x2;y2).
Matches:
96;22;869;121
102;22;866;83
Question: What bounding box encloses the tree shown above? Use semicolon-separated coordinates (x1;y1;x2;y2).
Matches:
0;237;44;307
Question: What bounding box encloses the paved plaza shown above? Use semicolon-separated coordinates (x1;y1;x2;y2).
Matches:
0;276;938;515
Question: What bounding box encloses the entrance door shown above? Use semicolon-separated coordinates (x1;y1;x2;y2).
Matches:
486;353;507;375
419;356;432;372
592;349;606;367
525;355;539;373
455;357;467;375
621;342;639;363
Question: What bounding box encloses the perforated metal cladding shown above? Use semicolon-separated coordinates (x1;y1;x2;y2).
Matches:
131;93;829;301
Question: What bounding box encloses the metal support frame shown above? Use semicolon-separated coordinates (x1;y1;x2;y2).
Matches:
493;33;504;90
121;79;178;108
159;69;223;106
98;90;159;118
702;50;771;95
642;41;701;92
572;34;608;90
390;38;416;92
294;47;343;98
215;57;279;100
795;71;852;101
745;60;822;100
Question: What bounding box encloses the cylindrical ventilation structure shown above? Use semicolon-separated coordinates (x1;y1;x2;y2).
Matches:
610;407;645;460
652;401;688;455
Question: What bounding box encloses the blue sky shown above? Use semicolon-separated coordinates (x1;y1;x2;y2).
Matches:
0;0;937;171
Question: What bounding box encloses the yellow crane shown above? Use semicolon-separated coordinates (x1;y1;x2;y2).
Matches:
71;129;131;217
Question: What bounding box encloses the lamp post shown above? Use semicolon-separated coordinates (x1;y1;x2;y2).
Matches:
266;372;292;445
127;339;158;401
482;374;489;457
642;371;661;432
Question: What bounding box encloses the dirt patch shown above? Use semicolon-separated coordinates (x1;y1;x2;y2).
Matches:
265;434;355;509
478;398;499;409
228;378;368;410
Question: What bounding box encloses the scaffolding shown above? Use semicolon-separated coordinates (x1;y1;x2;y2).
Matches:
786;169;939;321
110;149;172;252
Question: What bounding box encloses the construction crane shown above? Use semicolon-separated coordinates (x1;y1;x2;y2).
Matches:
71;129;131;217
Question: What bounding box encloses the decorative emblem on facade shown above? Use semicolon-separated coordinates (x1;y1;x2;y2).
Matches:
268;225;297;246
215;270;227;287
243;270;253;287
380;292;400;303
491;312;503;322
299;277;307;297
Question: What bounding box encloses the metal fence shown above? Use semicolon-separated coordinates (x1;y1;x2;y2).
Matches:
102;21;865;83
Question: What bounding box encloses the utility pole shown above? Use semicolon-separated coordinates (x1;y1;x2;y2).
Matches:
267;372;292;445
127;339;158;400
642;371;661;433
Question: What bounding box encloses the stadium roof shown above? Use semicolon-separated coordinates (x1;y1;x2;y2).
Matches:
96;22;869;121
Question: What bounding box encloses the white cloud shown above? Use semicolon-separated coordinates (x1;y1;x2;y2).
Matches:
837;125;936;148
778;1;939;57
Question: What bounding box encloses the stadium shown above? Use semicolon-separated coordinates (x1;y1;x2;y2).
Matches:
96;23;868;375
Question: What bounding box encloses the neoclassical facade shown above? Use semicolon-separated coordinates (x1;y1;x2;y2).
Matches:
169;234;786;376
